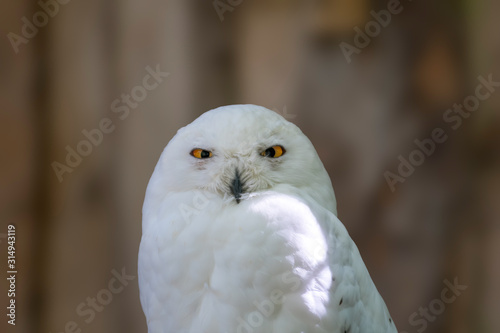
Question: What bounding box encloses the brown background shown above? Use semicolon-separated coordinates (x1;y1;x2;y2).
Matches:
1;0;499;332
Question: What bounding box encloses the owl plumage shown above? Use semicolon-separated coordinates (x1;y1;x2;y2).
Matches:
138;105;396;333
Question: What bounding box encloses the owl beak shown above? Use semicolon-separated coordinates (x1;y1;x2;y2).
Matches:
230;169;244;204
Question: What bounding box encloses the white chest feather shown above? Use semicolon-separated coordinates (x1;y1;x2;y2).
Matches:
139;191;396;333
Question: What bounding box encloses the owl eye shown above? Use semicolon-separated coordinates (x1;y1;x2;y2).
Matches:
261;145;285;158
191;148;213;159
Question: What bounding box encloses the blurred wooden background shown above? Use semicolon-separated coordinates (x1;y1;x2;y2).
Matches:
1;0;499;332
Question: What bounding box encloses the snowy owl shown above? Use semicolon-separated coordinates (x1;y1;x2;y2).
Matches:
138;104;397;333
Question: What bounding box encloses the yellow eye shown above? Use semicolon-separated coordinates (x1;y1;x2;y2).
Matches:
261;145;285;158
191;149;212;159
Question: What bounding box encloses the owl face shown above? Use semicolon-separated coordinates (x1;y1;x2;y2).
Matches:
154;105;329;205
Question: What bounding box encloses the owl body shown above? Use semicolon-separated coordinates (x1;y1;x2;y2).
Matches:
138;105;396;333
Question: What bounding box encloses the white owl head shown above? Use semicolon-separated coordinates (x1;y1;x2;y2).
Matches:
147;105;336;212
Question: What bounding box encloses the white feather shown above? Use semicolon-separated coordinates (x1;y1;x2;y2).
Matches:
139;105;396;333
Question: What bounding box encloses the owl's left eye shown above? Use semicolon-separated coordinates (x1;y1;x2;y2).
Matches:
191;148;213;159
261;145;285;158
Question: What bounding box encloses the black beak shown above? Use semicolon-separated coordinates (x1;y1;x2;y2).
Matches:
230;169;244;204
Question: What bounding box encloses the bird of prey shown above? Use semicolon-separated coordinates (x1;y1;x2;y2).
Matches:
138;104;397;333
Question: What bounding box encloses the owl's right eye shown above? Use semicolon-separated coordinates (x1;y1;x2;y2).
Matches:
190;148;213;159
